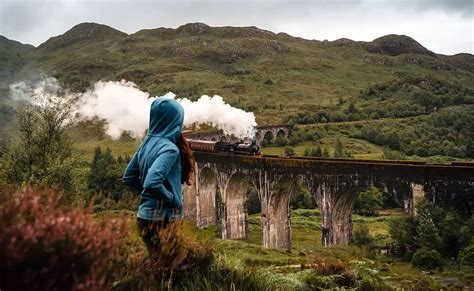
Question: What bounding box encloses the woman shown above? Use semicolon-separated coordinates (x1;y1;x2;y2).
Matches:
122;98;194;254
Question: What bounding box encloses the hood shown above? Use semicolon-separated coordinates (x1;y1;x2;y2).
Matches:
147;98;184;143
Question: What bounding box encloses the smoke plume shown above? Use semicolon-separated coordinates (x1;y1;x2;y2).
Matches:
78;80;154;139
9;78;257;139
178;94;257;138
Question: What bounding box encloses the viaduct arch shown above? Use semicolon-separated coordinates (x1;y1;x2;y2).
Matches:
184;125;291;145
182;153;474;250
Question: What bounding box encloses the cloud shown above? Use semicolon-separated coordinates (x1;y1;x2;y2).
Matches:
0;0;472;54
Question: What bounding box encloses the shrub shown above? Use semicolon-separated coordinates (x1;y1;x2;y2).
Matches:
352;224;374;246
458;244;474;270
274;136;288;146
334;138;345;158
284;146;296;157
0;187;127;290
411;248;444;270
311;256;356;288
312;256;347;276
146;220;214;282
350;260;387;289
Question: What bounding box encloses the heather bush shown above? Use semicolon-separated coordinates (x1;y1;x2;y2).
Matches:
309;256;356;288
0;187;127;291
144;220;214;285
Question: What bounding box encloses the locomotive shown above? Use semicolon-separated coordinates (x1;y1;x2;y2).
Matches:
187;139;261;156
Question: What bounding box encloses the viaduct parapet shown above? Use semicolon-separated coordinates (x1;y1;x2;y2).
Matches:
182;153;474;249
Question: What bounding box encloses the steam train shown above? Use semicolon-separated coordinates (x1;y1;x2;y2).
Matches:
188;139;261;156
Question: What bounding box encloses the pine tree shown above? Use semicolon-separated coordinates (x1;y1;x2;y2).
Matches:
416;210;442;251
466;138;474;159
334;138;345;158
303;147;311;157
348;103;358;114
322;148;330;158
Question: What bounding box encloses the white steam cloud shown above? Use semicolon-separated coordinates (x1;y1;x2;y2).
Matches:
9;78;257;140
78;80;154;139
178;94;257;139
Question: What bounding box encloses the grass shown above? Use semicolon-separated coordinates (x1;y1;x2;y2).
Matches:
261;137;385;159
73;139;139;162
104;207;474;290
247;208;400;254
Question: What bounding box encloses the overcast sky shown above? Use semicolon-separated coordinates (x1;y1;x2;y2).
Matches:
0;0;472;55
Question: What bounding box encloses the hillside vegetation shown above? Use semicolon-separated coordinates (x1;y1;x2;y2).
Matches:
1;22;473;160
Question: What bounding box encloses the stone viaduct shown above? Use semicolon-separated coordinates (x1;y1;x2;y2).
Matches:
182;152;474;250
184;125;291;144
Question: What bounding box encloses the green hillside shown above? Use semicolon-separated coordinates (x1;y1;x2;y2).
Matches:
0;36;34;136
1;22;473;159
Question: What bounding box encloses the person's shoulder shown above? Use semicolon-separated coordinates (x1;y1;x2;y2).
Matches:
161;139;179;154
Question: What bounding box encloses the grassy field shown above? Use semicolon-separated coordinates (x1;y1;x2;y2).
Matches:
106;208;473;290
261;137;385;159
246;208;402;253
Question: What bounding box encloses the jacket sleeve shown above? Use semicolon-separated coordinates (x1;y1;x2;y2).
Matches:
143;148;179;204
122;153;142;191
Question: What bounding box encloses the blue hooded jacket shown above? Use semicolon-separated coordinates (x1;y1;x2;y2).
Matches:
122;98;184;221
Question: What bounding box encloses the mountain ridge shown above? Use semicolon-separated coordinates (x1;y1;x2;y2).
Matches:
0;21;473;126
9;21;470;57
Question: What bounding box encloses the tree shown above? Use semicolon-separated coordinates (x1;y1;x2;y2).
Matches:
88;147;131;204
313;144;323;157
334;138;345;158
7;96;75;193
347;103;358;114
458;244;474;270
304;145;323;157
388;216;418;257
338;96;345;106
440;211;463;257
354;186;383;216
416;210;442;251
322;148;330;158
246;187;261;215
467;138;474;159
303;147;311;157
275;136;288;146
290;183;315;209
284;146;296;157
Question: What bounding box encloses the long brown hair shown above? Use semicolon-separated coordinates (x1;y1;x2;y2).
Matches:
177;133;195;185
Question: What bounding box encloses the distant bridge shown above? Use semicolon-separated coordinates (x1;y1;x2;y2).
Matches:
183;153;474;249
184;125;291;144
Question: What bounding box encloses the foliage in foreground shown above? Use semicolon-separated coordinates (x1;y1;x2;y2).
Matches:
0;187;127;290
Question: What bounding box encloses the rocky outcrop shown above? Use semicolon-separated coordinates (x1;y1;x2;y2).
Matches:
37;22;127;52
